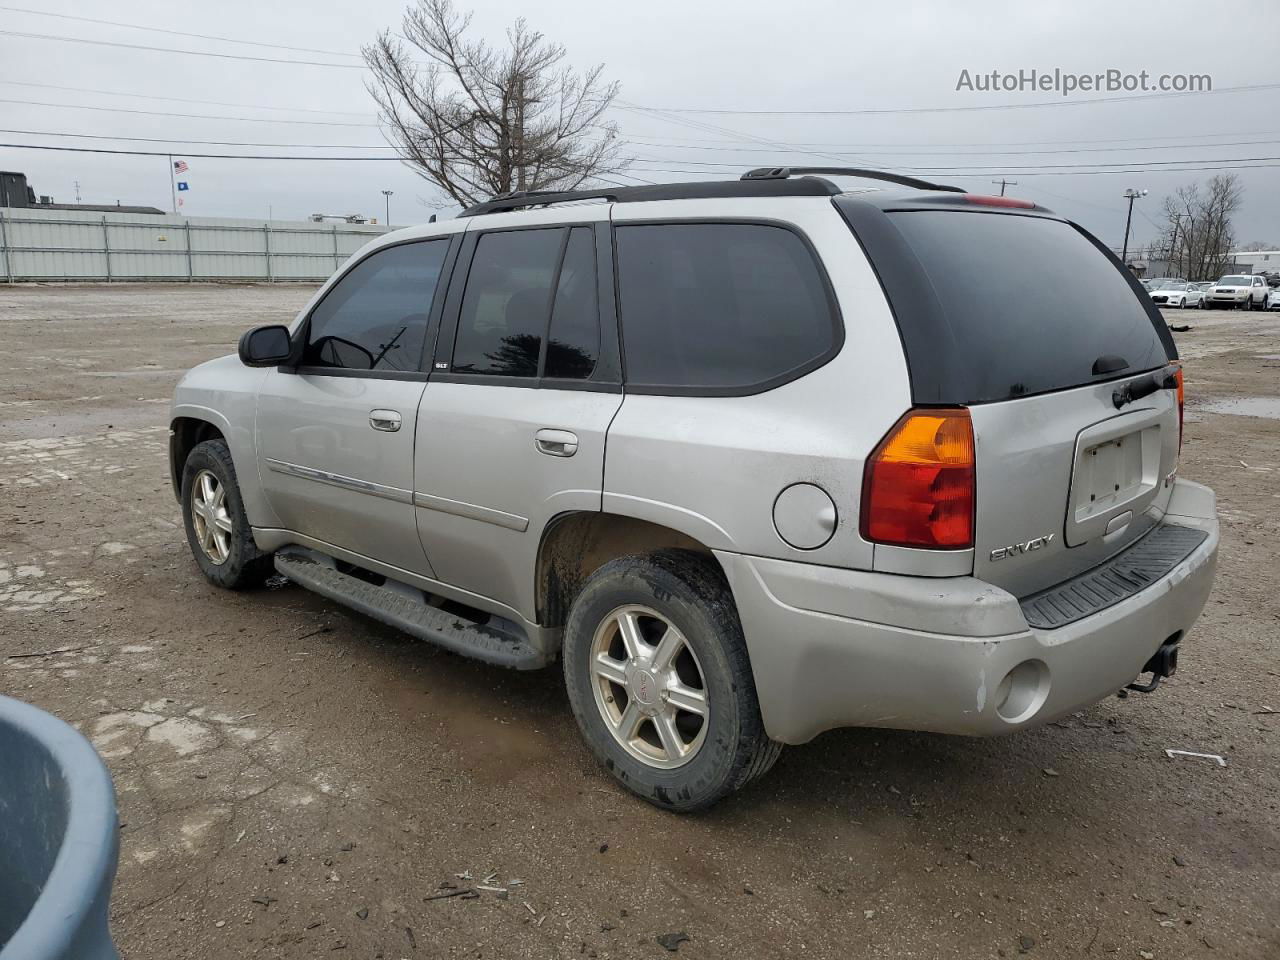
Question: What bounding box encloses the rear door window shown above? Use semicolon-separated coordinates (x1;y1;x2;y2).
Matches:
846;206;1173;404
614;223;838;392
545;227;599;380
452;228;564;377
303;240;448;372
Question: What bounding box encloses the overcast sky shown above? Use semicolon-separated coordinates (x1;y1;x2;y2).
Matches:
2;0;1277;250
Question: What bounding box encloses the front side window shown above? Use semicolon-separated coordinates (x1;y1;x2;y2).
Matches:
614;223;837;391
452;229;563;377
303;240;448;372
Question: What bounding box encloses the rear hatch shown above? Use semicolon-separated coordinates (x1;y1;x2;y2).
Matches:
836;196;1180;597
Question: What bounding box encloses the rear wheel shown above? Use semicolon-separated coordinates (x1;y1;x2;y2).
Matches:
562;550;781;811
181;439;273;589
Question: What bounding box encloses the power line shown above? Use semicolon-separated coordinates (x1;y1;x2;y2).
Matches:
614;128;1277;149
6;142;1280;179
0;80;372;117
0;29;366;68
0;128;393;149
620;135;1280;158
616;81;1280;117
0;98;379;127
0;4;362;58
0;142;403;160
611;103;866;168
619;153;1280;173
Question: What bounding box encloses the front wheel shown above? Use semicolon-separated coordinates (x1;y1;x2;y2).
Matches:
562;550;781;811
180;439;273;589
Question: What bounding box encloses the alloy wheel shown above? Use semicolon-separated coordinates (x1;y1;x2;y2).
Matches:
190;469;233;565
589;605;709;769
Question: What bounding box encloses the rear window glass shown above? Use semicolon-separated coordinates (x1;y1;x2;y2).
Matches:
874;210;1171;403
614;223;837;391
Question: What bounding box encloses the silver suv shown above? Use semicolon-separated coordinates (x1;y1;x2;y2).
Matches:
170;168;1220;810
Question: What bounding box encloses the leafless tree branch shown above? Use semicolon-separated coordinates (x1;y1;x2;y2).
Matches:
363;0;624;208
1155;174;1243;280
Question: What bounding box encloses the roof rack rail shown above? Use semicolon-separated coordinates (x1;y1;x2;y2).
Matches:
457;176;844;217
741;166;966;194
460;188;621;217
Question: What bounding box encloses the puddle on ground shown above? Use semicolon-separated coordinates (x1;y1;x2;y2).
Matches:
1198;396;1280;420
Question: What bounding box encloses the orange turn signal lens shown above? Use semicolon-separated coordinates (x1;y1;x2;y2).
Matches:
860;408;975;549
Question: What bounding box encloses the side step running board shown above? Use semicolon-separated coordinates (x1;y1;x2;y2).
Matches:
274;549;546;670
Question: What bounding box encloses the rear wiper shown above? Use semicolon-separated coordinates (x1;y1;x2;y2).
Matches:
1112;368;1178;409
1092;354;1129;375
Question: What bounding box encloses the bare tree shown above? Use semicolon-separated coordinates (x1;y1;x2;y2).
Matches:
364;0;624;208
1155;174;1243;280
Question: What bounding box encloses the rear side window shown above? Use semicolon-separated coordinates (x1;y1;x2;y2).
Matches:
452;228;563;377
303;240;448;372
860;208;1172;403
614;223;838;392
546;227;599;380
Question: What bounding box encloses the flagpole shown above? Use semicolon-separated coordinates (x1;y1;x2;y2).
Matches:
168;155;177;214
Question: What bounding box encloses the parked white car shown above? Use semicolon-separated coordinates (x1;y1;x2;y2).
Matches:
1268;286;1280;310
1148;279;1193;307
1205;275;1269;310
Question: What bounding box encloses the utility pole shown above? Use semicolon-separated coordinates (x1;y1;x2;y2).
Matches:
381;190;393;227
1170;213;1194;278
1120;187;1147;267
514;76;526;192
991;178;1017;197
74;179;81;204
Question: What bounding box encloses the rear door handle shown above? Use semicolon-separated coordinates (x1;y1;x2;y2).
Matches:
535;428;578;457
369;409;402;432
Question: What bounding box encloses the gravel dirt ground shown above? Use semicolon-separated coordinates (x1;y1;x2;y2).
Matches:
1;283;1277;960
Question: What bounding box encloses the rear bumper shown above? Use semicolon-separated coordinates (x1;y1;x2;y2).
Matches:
719;480;1218;745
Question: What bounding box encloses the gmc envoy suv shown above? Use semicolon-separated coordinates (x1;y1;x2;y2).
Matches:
170;167;1219;810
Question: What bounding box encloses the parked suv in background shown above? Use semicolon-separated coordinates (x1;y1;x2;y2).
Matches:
170;168;1219;810
1206;274;1269;309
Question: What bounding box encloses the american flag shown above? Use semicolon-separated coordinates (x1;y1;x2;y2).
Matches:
173;160;189;174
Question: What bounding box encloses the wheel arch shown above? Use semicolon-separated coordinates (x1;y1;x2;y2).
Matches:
169;412;229;501
534;512;720;630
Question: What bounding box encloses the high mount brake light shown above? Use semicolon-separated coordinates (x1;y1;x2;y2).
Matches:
962;194;1035;209
861;408;975;550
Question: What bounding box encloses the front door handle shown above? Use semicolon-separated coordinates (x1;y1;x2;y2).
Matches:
535;428;578;457
369;409;402;432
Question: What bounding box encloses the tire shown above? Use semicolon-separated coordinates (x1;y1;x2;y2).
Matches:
180;438;273;590
562;549;781;811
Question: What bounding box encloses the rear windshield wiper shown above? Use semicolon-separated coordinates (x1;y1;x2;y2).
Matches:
1112;367;1178;409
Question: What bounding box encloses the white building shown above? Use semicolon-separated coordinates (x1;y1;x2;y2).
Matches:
1229;250;1280;274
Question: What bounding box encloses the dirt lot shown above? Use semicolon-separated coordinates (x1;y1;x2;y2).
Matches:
1;283;1277;960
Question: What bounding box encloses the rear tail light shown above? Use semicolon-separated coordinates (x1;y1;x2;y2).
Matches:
1174;365;1184;452
861;408;975;549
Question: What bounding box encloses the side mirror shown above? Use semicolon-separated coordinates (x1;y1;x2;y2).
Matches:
238;325;293;367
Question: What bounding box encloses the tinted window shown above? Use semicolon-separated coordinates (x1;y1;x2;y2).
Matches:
545;227;599;380
452;229;562;377
879;211;1171;402
615;223;836;390
304;240;447;371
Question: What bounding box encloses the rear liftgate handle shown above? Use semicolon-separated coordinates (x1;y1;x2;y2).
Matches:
369;409;402;432
535;428;578;457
